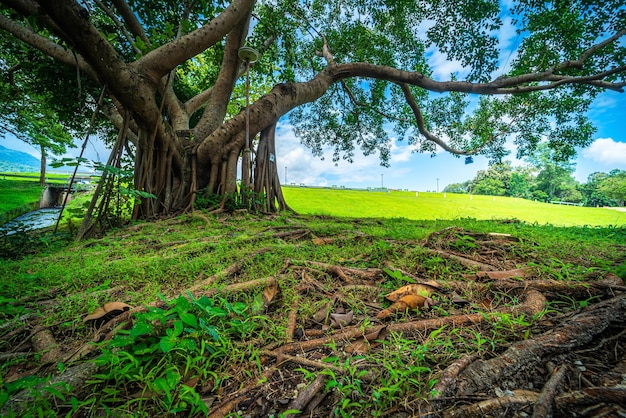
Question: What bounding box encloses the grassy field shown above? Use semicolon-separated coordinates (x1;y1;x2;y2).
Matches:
283;186;626;227
2;177;625;227
0;211;624;416
0;180;44;214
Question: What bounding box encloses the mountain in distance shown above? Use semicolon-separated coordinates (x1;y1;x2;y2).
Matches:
0;144;40;172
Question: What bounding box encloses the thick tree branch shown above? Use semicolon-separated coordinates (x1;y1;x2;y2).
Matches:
332;61;626;94
135;0;255;84
110;0;150;48
184;34;276;116
94;0;142;55
34;0;162;130
194;11;252;141
0;14;96;79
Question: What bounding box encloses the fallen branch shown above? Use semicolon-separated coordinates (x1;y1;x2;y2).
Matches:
532;364;567;418
186;247;274;297
286;374;327;413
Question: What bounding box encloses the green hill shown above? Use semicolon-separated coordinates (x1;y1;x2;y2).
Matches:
0;144;40;171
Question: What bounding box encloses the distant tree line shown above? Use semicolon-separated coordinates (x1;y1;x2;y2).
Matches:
444;144;625;207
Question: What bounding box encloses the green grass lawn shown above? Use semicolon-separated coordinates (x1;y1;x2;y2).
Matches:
0;180;43;214
283;186;626;227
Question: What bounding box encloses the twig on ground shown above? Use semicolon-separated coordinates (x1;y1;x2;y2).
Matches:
532;364;567;418
286;374;327;413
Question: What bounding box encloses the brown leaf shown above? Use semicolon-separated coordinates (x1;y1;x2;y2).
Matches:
377;294;426;319
476;268;530;280
183;376;200;388
423;297;439;309
262;281;280;305
385;283;438;302
83;301;132;322
312;237;335;245
345;326;388;354
330;311;354;328
451;292;471;305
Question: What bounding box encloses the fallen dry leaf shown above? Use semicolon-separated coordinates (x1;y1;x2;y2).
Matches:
312;237;335;245
385;283;439;302
262;281;280;305
345;326;388;354
475;268;531;280
83;301;132;323
377;294;426;319
330;311;354;328
451;292;471;305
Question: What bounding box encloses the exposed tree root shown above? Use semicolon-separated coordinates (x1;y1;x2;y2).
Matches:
30;327;62;365
444;389;539;418
454;293;626;396
286;295;299;341
186;246;274;297
290;260;385;283
426;249;498;271
1;361;98;416
489;274;625;297
278;289;546;355
207;367;277;418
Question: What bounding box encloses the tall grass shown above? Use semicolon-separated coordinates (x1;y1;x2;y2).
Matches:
283;187;626;227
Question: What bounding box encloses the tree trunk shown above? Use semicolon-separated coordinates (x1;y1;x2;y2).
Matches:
39;145;46;186
254;122;292;213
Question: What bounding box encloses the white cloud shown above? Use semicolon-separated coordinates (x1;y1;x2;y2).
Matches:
427;48;468;80
582;138;626;166
389;139;413;163
275;121;385;187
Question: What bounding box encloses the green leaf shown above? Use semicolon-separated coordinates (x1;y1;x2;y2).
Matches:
160;336;178;353
130;321;152;337
179;312;198;328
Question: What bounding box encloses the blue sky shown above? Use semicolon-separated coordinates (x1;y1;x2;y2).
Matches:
2;9;625;191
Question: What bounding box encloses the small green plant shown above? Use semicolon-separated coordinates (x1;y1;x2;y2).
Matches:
85;294;266;415
383;268;416;284
451;234;478;251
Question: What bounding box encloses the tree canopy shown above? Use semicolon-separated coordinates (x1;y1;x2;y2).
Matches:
0;0;624;222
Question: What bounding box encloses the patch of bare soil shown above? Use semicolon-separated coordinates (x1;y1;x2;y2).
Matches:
2;227;625;417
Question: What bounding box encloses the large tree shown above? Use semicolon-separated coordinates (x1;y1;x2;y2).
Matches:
0;0;624;219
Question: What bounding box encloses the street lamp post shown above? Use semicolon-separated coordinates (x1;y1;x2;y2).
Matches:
436;178;439;193
381;174;384;188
